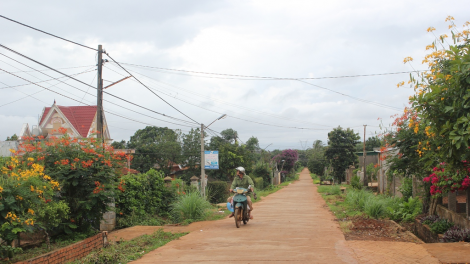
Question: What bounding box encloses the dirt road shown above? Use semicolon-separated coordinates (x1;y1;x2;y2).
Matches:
132;169;440;263
133;169;356;263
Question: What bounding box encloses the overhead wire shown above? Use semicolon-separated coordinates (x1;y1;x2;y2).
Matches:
104;65;336;130
115;62;426;81
0;67;96;108
0;45;200;126
109;64;388;128
0;67;199;130
0;15;97;51
104;53;200;125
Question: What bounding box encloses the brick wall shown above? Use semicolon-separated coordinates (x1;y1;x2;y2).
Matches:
15;232;107;264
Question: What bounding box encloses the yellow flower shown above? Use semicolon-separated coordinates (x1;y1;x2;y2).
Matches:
30;185;35;192
28;208;35;215
9;149;16;154
16;195;23;201
445;16;454;22
437;146;441;150
27;157;34;162
403;57;413;63
427;27;436;32
441;97;444;101
0;186;3;192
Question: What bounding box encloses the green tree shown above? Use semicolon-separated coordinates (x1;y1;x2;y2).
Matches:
179;128;201;182
366;136;382;151
111;140;127;149
5;134;18;141
220;128;238;143
307;140;327;176
128;126;182;174
325;127;360;182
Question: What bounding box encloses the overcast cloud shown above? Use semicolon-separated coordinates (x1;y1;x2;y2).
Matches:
0;0;468;150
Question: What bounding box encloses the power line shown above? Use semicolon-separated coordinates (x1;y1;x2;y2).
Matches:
0;64;95;77
296;80;401;111
0;15;97;51
0;45;199;126
105;65;336;130
114;62;426;81
0;67;199;131
0;67;96;90
0;68;96;108
104;53;200;125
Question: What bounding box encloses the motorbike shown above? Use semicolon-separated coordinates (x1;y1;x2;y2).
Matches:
227;186;251;228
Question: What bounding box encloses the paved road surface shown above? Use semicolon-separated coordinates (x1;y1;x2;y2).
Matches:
131;169;440;263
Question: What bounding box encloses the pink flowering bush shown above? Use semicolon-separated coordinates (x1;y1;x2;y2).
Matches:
423;161;470;196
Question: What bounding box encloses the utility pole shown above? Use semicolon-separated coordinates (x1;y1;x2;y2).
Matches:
96;45;104;142
200;123;205;197
363;124;367;187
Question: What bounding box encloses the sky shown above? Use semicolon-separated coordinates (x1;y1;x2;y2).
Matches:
0;0;468;150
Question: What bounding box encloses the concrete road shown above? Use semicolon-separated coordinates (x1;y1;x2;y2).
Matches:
133;169;357;263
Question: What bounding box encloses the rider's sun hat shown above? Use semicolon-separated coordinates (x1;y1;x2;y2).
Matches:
235;166;245;174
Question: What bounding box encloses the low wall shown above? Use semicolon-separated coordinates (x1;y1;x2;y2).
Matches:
413;219;440;243
436;204;470;229
15;232;108;264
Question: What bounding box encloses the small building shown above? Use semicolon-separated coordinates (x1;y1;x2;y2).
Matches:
19;101;111;142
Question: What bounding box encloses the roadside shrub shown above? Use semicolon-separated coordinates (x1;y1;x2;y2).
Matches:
421;215;440;225
386;197;422;222
251;162;271;187
19;131;129;232
350;175;362;190
399;177;413;201
116;169;173;218
0;155;63;244
430;219;454;234
442;226;470;242
253;177;264;190
207;181;228;204
171;190;211;223
364;199;385;219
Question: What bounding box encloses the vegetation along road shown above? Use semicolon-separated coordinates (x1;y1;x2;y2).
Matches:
131;168;438;263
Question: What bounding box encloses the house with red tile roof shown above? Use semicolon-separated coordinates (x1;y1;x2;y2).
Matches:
20;101;111;141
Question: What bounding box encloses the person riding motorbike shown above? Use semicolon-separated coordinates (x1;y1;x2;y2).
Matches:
228;166;255;219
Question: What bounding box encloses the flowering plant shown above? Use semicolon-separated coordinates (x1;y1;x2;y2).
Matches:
0;153;62;244
423;161;470;196
18;128;131;231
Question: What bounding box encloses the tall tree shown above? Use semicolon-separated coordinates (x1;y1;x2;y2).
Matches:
179;128;201;182
128;126;182;174
220;128;238;143
325;127;360;182
307;140;327;176
365;136;382;151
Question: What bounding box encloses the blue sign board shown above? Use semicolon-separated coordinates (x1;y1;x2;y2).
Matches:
204;150;219;169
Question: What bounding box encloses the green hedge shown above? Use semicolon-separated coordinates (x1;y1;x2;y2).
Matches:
253;177;264;190
207;181;228;204
116;169;175;217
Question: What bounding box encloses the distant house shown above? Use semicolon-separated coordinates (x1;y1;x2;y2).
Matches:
19;101;111;142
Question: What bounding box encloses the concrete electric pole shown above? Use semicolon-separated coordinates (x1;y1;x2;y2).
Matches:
363;124;367;187
96;45;104;142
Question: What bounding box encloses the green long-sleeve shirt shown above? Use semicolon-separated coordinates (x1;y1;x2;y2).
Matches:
230;175;255;193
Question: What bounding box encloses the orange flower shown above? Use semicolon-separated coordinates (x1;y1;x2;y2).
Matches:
58;127;67;134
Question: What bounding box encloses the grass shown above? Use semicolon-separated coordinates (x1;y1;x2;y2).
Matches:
117;213;171;228
8;232;98;263
316;185;364;219
171;190;212;223
69;229;186;264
